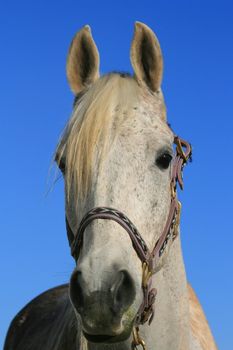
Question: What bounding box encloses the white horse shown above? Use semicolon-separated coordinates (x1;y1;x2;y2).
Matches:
58;22;217;350
4;22;217;350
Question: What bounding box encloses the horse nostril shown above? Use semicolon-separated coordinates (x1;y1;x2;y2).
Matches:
111;270;136;314
70;270;85;312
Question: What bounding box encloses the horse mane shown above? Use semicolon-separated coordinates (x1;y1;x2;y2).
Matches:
188;285;218;350
55;73;141;207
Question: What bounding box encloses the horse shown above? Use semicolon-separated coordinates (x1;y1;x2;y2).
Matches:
4;22;217;350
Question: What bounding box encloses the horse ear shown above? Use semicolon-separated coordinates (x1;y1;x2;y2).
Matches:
66;25;100;94
130;22;163;92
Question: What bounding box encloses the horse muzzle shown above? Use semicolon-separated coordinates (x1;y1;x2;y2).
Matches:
69;267;136;341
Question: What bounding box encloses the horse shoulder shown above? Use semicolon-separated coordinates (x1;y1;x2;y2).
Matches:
4;284;78;350
188;284;217;350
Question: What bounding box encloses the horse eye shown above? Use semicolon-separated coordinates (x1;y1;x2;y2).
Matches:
156;153;172;170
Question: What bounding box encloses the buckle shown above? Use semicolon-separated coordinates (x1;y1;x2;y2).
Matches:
174;137;188;162
132;327;147;350
174;136;192;163
142;262;152;288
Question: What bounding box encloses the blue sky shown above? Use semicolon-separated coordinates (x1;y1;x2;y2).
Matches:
0;1;232;348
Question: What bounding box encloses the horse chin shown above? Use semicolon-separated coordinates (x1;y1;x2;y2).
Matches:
82;326;133;344
80;312;135;344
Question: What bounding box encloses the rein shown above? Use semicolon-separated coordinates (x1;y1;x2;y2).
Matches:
66;136;192;349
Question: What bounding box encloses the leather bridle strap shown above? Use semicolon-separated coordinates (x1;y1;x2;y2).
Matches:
66;136;192;328
71;207;151;263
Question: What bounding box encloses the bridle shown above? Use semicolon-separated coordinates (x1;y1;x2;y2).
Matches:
66;136;192;350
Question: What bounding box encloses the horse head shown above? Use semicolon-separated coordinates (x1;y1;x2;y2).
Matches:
55;22;189;346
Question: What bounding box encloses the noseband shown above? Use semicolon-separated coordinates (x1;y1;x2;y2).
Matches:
66;136;192;349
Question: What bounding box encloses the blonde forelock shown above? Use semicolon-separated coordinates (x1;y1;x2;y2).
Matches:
55;74;140;208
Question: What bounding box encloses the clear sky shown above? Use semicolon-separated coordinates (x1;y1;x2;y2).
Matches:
0;1;232;349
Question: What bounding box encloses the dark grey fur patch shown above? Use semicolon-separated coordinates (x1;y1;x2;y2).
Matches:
109;71;132;78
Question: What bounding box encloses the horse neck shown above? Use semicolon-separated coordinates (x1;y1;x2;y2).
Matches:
143;236;190;349
82;234;190;350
